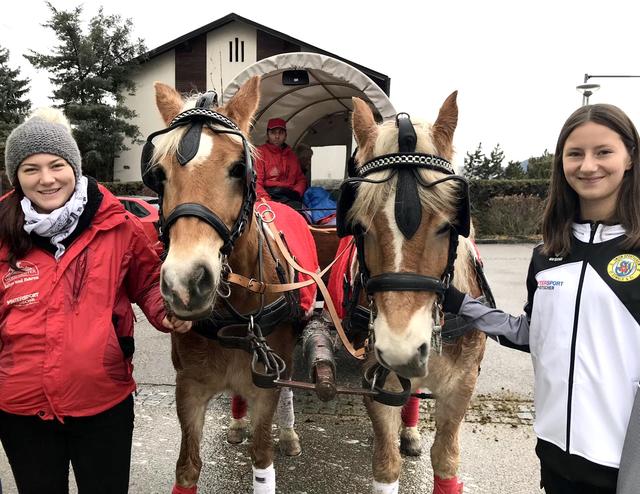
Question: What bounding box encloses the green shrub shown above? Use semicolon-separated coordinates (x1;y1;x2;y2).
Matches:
469;179;549;216
475;194;543;237
99;181;157;197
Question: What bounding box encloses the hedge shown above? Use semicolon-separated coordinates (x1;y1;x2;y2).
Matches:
468;179;550;214
100;181;158;197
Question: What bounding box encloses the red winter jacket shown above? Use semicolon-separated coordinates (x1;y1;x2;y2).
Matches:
0;185;168;421
255;143;307;199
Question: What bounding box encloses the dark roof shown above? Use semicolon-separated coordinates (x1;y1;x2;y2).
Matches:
138;13;391;94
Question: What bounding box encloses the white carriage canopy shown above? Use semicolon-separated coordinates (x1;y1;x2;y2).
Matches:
222;52;396;161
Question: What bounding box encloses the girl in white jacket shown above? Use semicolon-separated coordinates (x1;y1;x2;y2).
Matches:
444;103;640;494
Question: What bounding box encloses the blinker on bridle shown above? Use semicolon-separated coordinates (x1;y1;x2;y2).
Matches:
140;91;256;256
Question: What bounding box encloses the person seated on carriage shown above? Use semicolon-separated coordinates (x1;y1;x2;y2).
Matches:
255;118;308;215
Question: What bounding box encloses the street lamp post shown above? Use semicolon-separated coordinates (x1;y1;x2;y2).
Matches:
576;73;640;106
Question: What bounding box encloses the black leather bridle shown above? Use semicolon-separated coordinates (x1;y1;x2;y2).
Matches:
140;94;256;257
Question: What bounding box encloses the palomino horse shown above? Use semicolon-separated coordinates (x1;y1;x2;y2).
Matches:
143;77;316;494
337;95;487;493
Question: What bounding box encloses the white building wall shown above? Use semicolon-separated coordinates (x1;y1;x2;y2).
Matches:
114;51;175;182
206;22;257;100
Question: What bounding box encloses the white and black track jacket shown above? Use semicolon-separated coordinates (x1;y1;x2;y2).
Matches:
458;222;640;475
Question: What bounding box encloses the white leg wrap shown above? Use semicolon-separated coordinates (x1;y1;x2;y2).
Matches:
253;464;276;494
372;479;399;494
276;387;295;429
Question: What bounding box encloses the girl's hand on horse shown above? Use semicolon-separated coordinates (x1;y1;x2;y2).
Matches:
162;315;193;333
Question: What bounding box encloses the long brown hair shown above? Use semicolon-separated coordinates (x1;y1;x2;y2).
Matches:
542;104;640;256
0;185;32;269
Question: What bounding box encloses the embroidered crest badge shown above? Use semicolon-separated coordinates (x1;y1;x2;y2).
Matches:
607;254;640;282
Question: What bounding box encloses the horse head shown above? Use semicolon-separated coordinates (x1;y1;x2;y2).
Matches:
344;93;469;378
146;77;260;320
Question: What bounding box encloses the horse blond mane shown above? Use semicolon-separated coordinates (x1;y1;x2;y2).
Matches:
452;235;476;293
151;96;251;167
348;118;459;230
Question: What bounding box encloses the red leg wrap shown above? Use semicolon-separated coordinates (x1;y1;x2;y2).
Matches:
433;475;463;494
231;394;248;419
401;393;420;427
172;484;197;494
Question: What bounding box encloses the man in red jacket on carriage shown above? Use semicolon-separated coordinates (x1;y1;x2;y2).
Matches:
255;118;308;214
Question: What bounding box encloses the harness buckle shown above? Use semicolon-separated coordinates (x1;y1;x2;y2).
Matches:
432;306;443;355
247;278;266;294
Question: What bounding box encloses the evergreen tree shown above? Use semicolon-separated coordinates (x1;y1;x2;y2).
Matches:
463;143;485;179
25;3;146;181
503;160;526;179
528;149;554;179
487;144;505;179
0;46;31;172
463;142;504;179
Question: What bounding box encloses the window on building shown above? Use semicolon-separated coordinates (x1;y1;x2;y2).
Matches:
228;38;245;62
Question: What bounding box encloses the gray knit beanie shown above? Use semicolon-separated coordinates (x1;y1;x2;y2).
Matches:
4;107;82;186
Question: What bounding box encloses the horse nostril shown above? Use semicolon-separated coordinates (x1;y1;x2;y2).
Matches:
191;263;213;298
418;343;429;361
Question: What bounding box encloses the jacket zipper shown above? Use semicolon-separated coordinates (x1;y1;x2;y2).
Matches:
565;221;598;452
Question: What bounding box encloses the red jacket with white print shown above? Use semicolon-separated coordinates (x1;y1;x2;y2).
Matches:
0;183;168;421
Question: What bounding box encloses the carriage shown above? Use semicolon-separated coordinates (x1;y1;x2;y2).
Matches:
221;51;397;271
143;51;490;494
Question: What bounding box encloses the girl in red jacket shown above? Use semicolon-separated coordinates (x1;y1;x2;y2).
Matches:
0;108;191;494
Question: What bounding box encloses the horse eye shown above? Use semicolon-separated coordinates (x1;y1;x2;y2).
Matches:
436;223;451;235
229;161;245;178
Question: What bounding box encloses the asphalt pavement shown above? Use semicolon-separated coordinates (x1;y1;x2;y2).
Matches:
0;243;540;494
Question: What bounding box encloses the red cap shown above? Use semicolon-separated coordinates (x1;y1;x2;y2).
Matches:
267;118;287;130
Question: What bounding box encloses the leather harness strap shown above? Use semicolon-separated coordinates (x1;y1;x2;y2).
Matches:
263;219;365;359
225;238;346;294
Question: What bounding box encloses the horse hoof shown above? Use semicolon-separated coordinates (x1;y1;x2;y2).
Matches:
227;418;248;444
400;427;422;457
226;428;246;444
279;438;302;456
278;428;302;456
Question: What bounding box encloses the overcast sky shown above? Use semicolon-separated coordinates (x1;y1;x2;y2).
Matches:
2;0;640;170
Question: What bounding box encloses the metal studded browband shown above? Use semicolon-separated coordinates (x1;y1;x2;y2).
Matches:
358;153;454;177
169;108;240;132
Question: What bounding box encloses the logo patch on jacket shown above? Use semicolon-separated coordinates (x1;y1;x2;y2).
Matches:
3;261;40;288
537;279;564;290
607;254;640;282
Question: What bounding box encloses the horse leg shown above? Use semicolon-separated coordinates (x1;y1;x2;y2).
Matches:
400;394;422;457
173;374;216;494
249;388;280;494
227;394;249;444
431;385;474;494
276;386;301;456
365;396;402;494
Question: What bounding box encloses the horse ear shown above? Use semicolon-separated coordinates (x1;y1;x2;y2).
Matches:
223;76;261;134
154;82;183;125
351;97;378;158
432;91;458;160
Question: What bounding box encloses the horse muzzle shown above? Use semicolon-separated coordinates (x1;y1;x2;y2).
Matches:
160;261;217;319
374;343;429;379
